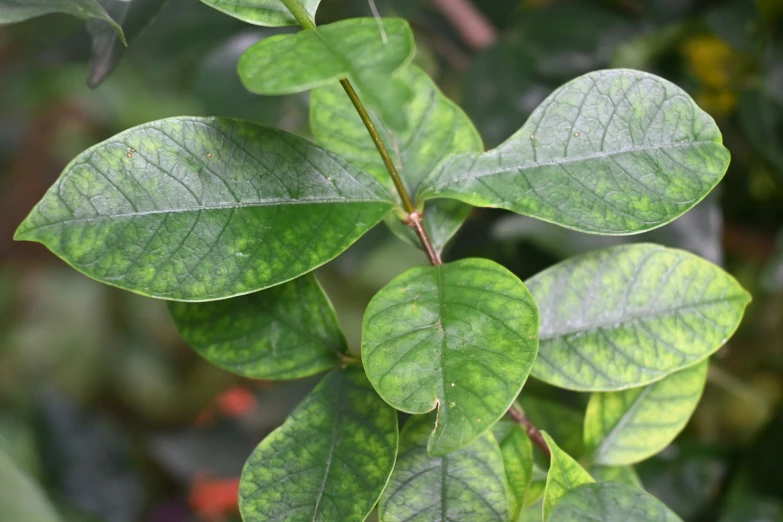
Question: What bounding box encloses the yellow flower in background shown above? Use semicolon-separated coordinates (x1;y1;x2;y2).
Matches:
682;35;740;116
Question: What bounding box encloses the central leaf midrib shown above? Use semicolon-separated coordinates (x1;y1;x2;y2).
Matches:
312;373;346;521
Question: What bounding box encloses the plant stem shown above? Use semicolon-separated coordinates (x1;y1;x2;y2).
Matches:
281;0;316;30
507;403;551;458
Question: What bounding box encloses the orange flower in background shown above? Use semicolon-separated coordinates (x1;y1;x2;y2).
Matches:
189;475;240;521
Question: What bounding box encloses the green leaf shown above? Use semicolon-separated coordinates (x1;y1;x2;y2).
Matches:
494;420;534;521
362;258;539;455
516;396;585;458
0;449;61;522
311;65;482;252
15;117;393;301
548;482;683;522
379;413;508;522
239;18;414;131
585;359;708;466
589;465;643;488
168;274;344;379
199;0;320;27
528;244;750;391
0;0;126;44
418;69;730;234
542;432;595;520
239;366;398;522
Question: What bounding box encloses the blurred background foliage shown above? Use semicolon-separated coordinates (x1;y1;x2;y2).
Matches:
1;0;783;520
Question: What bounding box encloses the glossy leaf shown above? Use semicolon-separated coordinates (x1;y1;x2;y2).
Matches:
542;432;594;520
379;413;508;522
15;117;393;301
311;65;482;252
239;366;398;522
528;244;750;391
585;360;708;465
362;258;539;455
239;18;414;131
548;482;683;522
199;0;319;26
494;420;534;521
0;0;125;43
168;274;344;379
418;69;730;234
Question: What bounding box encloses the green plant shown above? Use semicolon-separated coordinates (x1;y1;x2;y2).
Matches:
8;0;751;520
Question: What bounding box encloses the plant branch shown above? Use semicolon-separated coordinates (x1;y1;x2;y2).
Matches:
429;0;498;51
507;403;551;458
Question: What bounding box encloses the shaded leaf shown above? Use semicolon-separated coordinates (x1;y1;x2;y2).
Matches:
239;18;414;131
542;432;594;520
525;468;547;508
528;244;750;391
239;366;398;522
419;69;730;235
168;274;344;379
590;465;643;488
585;360;708;465
379;413;508;522
0;449;61;522
516;396;585;458
200;0;319;27
311;65;482;252
549;482;683;522
362;258;539;455
0;0;125;43
494;420;534;521
15;117;393;301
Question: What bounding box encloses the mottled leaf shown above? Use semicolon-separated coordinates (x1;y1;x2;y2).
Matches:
311;64;482;252
542;432;594;520
585;360;708;465
529;244;750;391
0;0;125;43
15;117;393;301
239;18;414;131
419;69;730;234
549;482;683;522
362;258;539;455
494;420;534;521
239;366;398;522
168;274;344;379
379;413;508;522
199;0;319;27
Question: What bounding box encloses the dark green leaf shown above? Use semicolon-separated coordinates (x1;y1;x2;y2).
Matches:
168;274;344;379
542;432;594;520
528;244;750;391
362;258;539;455
419;69;730;235
239;366;398;522
548;482;683;522
494;420;534;521
0;0;125;43
15;117;393;301
379;413;508;522
200;0;319;27
311;65;482;252
239;18;414;131
584;360;708;465
0;449;61;522
516;396;585;458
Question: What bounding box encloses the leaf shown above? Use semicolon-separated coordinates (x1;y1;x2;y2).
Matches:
15;117;393;301
584;359;708;466
516;396;585;458
87;0;168;88
0;449;62;522
542;432;595;520
239;18;414;131
199;0;320;27
494;420;534;521
418;69;730;235
168;274;345;379
239;366;398;522
0;0;125;44
548;482;683;522
528;244;750;391
524;467;547;508
362;258;539;455
311;65;482;252
379;413;508;522
590;465;643;488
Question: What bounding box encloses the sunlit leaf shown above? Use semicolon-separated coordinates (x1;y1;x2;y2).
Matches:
0;0;125;43
548;482;683;521
199;0;320;27
542;432;594;520
494;420;534;521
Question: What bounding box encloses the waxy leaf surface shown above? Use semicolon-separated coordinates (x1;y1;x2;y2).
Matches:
15;117;393;301
528;244;749;391
168;274;344;379
494;420;534;522
239;366;398;522
418;69;730;234
362;258;539;455
548;482;683;522
542;432;594;520
199;0;320;26
311;65;482;252
585;359;708;465
239;18;414;131
0;0;125;42
380;413;508;522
